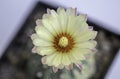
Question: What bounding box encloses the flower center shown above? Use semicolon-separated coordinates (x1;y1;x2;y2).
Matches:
53;33;75;53
58;36;68;47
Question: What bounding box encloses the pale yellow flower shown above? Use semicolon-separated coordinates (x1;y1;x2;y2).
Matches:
31;7;97;72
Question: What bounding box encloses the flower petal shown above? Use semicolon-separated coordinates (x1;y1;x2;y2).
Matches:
58;64;64;69
42;13;51;19
70;48;90;61
50;10;58;18
72;23;88;37
49;17;61;34
66;7;77;16
32;36;52;46
41;56;46;64
31;34;38;40
32;46;38;53
47;8;51;14
52;52;62;67
45;53;57;66
75;40;97;49
53;66;58;73
36;19;42;26
68;14;87;36
75;62;83;70
42;18;56;36
42;16;61;35
67;52;77;63
35;26;53;41
65;64;73;70
75;30;97;42
62;53;71;65
57;7;67;33
31;34;52;46
36;46;55;56
66;15;76;34
77;14;87;22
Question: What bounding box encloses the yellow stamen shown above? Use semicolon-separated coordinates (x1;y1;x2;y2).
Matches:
58;36;68;47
